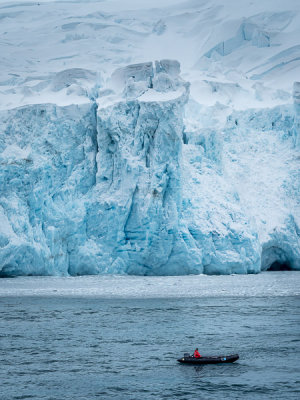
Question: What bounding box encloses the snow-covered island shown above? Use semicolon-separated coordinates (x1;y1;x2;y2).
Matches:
0;0;299;276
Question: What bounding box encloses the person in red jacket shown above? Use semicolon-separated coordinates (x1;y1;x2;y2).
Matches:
194;348;201;358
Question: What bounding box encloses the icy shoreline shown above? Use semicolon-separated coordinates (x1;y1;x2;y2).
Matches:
0;272;299;298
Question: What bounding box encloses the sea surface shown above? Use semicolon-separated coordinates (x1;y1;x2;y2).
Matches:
0;272;299;400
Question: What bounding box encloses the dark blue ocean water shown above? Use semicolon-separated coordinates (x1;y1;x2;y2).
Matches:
1;289;299;400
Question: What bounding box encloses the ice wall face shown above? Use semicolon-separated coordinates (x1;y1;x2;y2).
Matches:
76;61;204;275
293;82;300;149
76;60;262;276
0;60;299;276
0;103;98;276
221;106;300;272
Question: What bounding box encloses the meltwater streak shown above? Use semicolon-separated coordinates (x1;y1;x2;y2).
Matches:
0;271;300;298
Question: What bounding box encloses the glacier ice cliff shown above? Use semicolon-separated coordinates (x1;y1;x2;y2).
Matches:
0;103;98;276
0;61;299;276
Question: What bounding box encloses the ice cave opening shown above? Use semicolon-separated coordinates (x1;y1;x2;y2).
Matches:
261;246;293;272
267;261;292;271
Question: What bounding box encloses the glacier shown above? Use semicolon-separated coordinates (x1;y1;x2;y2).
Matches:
0;0;300;276
1;60;299;276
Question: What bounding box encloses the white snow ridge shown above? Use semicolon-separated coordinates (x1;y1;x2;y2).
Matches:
0;0;299;276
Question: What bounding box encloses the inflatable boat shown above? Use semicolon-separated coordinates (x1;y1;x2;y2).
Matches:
177;353;239;364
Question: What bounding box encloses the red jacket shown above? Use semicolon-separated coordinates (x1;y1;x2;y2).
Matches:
194;350;201;358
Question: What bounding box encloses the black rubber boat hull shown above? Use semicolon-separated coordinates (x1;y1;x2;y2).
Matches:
177;354;239;364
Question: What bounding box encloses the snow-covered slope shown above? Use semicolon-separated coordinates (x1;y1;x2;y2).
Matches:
0;0;299;276
1;0;300;110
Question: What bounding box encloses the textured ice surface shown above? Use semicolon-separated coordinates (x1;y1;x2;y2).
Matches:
0;0;300;276
1;0;300;110
1;61;299;276
0;102;98;276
